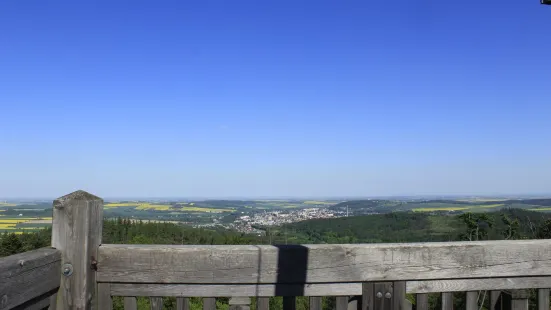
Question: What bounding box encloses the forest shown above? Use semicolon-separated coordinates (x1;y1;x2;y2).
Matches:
1;209;551;310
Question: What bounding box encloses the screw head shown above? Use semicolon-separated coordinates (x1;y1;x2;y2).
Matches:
62;263;73;276
376;292;383;298
385;292;392;299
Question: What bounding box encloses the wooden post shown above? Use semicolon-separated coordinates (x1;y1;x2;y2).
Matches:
51;190;104;310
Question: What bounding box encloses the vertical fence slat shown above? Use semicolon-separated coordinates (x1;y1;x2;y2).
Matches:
511;290;529;310
309;297;322;310
203;297;216;310
491;291;501;310
466;291;478;310
538;289;550;310
283;296;296;310
150;297;163;310
362;283;374;310
177;297;190;310
348;296;361;310
337;297;349;310
372;282;392;310
124;297;137;310
416;294;429;310
230;297;251;310
393;282;406;310
257;297;270;310
441;292;453;310
97;283;112;310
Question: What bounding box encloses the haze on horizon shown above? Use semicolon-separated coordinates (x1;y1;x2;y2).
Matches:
1;1;550;199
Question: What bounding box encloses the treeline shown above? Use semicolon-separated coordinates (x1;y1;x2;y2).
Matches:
2;210;551;310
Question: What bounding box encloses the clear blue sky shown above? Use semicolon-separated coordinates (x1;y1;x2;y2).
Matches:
1;1;550;198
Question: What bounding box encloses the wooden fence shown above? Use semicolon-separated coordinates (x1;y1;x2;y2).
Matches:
1;190;551;310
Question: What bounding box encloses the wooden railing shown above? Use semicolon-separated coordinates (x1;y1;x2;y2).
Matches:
1;190;551;310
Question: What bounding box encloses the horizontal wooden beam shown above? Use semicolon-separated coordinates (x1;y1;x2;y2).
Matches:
97;240;551;283
108;276;551;297
0;247;61;310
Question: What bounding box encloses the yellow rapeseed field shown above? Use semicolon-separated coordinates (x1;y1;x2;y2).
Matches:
180;206;234;213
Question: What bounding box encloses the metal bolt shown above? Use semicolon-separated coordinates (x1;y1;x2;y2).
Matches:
376;292;383;298
62;263;73;276
385;292;392;299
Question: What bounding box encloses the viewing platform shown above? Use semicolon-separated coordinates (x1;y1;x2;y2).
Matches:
1;191;551;310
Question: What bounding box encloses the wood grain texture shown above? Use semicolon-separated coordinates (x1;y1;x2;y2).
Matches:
124;297;137;310
257;297;269;310
537;289;549;310
466;292;478;310
407;277;551;293
51;190;103;310
176;298;189;310
97;240;551;283
416;294;428;310
441;292;453;310
109;283;360;297
0;248;61;310
336;297;348;310
283;296;296;310
108;276;551;297
203;298;215;310
150;297;163;310
309;297;321;310
97;283;112;310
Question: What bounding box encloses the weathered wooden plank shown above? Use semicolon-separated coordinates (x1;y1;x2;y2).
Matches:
361;283;373;310
124;297;137;310
393;282;406;310
336;297;349;310
408;277;551;293
466;291;478;310
97;240;551;283
257;297;270;310
51;190;103;310
176;297;189;310
538;289;549;310
283;296;296;310
0;247;61;310
309;297;322;310
203;298;216;310
97;283;113;310
441;292;453;310
109;276;551;297
20;295;54;310
416;294;428;310
150;297;163;310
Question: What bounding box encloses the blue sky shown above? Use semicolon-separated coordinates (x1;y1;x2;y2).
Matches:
1;1;550;198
